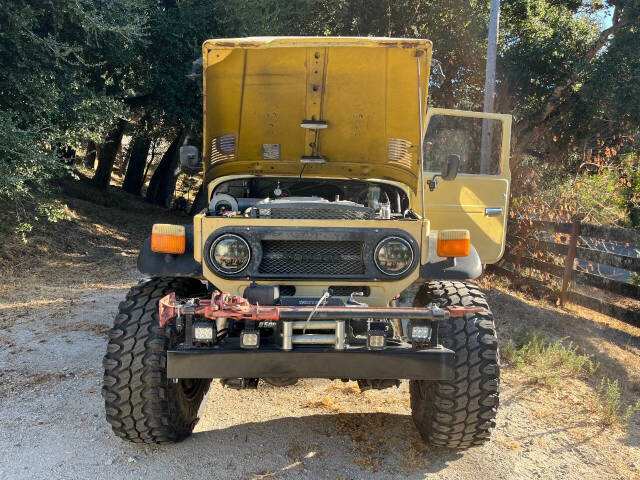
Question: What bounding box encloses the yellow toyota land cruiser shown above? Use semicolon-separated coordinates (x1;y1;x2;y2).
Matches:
102;37;511;449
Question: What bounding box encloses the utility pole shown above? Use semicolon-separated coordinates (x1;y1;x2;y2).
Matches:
480;0;500;174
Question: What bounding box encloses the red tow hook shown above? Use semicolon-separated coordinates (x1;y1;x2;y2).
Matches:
158;291;280;327
158;291;487;327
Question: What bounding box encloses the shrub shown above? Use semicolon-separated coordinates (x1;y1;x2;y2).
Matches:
597;378;640;427
511;157;630;226
502;330;596;386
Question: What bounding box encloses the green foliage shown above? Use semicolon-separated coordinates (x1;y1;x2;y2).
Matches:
501;0;599;114
0;0;149;231
510;155;633;225
213;0;316;37
555;172;629;224
502;0;640;163
502;330;596;386
0;111;68;233
619;153;640;227
597;377;640;427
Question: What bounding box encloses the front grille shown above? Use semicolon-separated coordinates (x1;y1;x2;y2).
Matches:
259;241;365;276
257;206;373;220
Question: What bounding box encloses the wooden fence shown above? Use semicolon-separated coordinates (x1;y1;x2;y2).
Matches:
488;219;640;327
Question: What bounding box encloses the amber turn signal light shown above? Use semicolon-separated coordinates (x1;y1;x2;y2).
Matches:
437;230;470;258
151;224;186;254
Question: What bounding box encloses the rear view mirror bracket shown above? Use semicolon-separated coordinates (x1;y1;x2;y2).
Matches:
427;154;460;191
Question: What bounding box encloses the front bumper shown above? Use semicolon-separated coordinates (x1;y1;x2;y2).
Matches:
160;290;484;381
167;345;455;380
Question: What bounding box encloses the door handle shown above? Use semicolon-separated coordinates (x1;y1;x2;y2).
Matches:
485;207;503;216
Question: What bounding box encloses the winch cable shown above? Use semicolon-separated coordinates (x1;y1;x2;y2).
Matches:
302;290;331;334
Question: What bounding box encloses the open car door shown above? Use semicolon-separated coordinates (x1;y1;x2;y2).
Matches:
423;108;511;264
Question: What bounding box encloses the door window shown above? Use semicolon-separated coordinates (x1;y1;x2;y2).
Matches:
423;114;503;175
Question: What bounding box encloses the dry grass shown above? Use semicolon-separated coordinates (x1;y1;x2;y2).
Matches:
480;278;640;478
0;316;15;330
500;368;640;478
494;290;640;436
334;414;390;472
489;278;640;375
26;372;68;385
400;429;434;472
303;396;346;413
0;177;186;327
326;383;361;395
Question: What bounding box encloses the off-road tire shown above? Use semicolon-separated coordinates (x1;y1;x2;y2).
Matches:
409;281;499;448
102;277;211;444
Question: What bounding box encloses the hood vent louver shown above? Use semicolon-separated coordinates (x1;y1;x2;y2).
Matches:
211;134;236;163
388;138;414;169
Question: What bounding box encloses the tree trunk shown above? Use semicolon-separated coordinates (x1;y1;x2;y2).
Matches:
145;130;185;207
62;146;76;164
122;134;152;195
93;120;127;189
84;140;97;169
189;184;208;215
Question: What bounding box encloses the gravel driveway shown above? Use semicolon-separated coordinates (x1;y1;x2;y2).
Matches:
1;273;638;480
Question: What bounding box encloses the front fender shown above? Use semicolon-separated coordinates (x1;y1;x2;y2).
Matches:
137;224;202;277
419;244;482;281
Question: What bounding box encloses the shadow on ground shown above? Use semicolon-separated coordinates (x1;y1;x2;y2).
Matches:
169;412;463;479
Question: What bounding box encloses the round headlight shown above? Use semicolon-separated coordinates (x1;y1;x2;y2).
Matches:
374;237;414;276
209;234;251;274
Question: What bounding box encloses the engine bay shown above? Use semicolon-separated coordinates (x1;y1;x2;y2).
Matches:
209;177;411;220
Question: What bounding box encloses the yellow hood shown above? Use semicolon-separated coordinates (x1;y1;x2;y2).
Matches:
202;37;432;191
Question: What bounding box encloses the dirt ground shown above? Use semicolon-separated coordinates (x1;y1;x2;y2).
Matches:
1;189;639;480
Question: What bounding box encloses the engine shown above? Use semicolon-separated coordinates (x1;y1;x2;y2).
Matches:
252;197;375;220
207;178;409;220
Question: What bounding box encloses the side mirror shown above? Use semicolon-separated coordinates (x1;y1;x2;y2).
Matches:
179;145;201;170
441;154;460;181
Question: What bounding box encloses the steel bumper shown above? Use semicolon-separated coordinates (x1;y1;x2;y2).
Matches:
167;346;455;380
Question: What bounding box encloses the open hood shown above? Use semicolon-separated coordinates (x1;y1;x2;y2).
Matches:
202;37;432;191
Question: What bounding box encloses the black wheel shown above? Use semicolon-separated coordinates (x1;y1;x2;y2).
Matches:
409;281;499;448
102;277;212;444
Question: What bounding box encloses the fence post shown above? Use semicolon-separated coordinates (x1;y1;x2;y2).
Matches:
559;220;581;306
